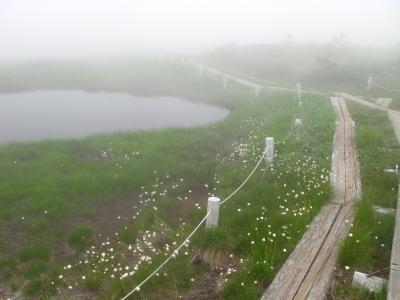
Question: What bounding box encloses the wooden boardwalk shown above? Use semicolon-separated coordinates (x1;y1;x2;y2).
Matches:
388;183;400;300
320;93;400;300
261;97;361;299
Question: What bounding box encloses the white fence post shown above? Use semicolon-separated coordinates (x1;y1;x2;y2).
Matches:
295;118;302;127
367;76;373;91
296;83;302;103
198;66;204;78
265;137;274;165
206;197;220;228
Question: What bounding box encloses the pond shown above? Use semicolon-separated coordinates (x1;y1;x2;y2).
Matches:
0;90;229;144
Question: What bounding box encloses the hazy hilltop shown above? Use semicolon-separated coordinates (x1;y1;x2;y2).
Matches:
199;41;400;89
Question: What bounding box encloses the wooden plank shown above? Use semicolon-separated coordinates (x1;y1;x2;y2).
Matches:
335;93;387;112
334;93;400;146
330;97;346;203
297;98;359;299
295;206;353;299
261;205;341;300
331;92;400;300
375;98;392;108
388;182;400;300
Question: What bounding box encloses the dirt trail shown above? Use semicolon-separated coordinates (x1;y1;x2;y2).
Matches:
261;97;361;300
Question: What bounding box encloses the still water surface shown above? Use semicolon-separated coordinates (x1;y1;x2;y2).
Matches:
0;90;229;144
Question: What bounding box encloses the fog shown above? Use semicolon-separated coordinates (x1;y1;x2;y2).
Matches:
0;0;399;64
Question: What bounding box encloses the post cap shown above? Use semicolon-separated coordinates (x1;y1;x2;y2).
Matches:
208;196;220;203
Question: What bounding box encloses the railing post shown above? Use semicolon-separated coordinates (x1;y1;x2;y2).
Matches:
206;197;220;228
198;65;204;77
265;137;274;165
222;74;227;89
367;76;373;91
296;82;302;103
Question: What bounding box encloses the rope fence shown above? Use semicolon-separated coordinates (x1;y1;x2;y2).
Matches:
220;149;266;205
121;211;211;300
120;127;298;299
120;151;265;299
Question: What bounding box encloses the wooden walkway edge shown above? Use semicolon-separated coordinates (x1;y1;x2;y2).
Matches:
261;97;361;299
336;92;400;300
388;182;400;300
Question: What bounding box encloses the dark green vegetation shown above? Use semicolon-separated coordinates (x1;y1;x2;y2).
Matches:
333;101;400;299
0;61;335;298
68;226;94;252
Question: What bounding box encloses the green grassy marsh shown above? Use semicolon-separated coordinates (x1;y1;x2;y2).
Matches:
0;61;336;299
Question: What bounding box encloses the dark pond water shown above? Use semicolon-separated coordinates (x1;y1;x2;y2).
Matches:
0;90;229;144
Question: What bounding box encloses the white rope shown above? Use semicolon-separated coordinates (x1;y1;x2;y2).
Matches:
275;130;295;145
120;149;268;299
120;128;295;299
120;211;211;300
220;129;295;206
220;149;266;205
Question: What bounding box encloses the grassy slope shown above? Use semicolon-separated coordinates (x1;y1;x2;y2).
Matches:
332;101;400;299
0;61;336;299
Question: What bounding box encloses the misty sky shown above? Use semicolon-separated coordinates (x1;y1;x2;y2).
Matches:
0;0;399;63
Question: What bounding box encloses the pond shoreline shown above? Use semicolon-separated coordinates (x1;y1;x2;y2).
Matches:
0;89;229;145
